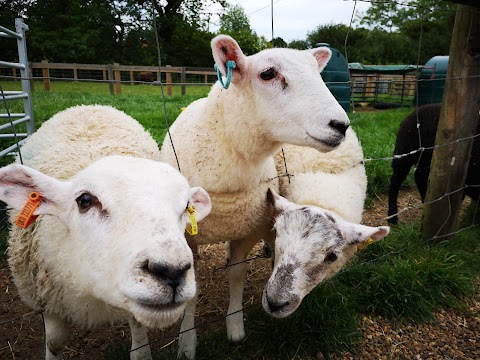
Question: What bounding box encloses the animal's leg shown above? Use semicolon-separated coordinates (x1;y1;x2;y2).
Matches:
128;317;152;360
388;159;412;225
226;235;258;343
44;313;69;360
178;241;199;360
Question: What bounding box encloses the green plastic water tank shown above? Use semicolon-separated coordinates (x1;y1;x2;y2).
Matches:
416;55;448;106
316;43;351;112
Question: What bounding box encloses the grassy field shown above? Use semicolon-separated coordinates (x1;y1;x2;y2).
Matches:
1;82;479;359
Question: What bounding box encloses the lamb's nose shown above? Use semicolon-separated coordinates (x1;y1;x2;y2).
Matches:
329;120;349;136
267;298;290;313
146;262;191;292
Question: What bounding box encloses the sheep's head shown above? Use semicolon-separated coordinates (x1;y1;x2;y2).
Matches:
211;35;350;153
0;156;212;328
263;189;389;318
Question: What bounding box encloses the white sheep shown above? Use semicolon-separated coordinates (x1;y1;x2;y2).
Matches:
160;35;350;358
0;105;212;360
275;127;367;223
262;128;389;318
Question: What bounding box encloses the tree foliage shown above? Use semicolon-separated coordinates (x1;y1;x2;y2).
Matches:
217;4;270;55
0;0;457;67
358;0;456;32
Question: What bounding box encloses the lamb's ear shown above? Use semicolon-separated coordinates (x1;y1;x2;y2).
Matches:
343;222;390;245
0;164;69;216
267;188;296;213
211;35;247;84
309;47;332;73
188;186;211;222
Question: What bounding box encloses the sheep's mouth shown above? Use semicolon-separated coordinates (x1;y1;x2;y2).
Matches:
134;299;185;313
306;132;343;149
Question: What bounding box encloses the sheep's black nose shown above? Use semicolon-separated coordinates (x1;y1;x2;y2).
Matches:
146;262;191;292
329;120;349;136
267;298;289;313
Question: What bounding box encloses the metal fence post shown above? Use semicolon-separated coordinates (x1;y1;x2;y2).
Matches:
15;18;35;136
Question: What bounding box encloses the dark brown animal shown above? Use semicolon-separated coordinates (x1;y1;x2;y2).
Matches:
388;103;480;224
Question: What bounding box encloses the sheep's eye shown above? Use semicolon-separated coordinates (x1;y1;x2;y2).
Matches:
260;68;276;81
76;193;93;210
324;253;338;262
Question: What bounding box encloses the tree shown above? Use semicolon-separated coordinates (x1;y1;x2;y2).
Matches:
217;4;270;55
358;0;456;32
271;37;287;48
0;0;34;62
356;0;455;63
288;39;309;50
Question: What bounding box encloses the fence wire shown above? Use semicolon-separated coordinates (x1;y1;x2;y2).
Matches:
1;0;480;358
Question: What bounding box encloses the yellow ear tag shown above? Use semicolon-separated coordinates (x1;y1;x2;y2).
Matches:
15;192;42;229
357;238;374;252
185;205;198;235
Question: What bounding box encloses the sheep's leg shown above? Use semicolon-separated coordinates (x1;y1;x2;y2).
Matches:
226;236;258;343
44;313;69;360
128;317;152;360
178;242;199;360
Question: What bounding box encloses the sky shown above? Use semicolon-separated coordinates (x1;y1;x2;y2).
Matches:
210;0;371;43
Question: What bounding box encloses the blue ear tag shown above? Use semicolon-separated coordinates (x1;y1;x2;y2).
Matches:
214;60;236;89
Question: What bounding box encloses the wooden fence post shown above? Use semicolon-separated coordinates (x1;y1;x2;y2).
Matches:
166;65;172;96
107;64;114;95
73;63;78;82
41;60;50;92
421;4;480;240
130;70;134;85
114;63;121;95
181;67;186;95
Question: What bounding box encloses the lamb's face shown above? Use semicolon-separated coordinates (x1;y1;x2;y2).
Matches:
263;189;389;318
212;35;350;153
0;156;212;328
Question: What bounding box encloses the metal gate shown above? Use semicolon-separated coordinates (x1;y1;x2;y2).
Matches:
0;18;35;158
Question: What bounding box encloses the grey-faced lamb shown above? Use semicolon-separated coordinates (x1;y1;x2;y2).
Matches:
263;127;389;317
388;103;480;225
160;34;350;358
264;188;389;318
0;105;212;360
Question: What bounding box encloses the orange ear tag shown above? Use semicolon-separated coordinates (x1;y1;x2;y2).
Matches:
185;205;198;235
15;192;42;229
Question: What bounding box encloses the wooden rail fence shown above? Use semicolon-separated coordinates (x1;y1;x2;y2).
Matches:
3;61;218;95
2;61;418;105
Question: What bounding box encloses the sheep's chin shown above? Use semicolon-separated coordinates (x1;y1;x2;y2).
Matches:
306;132;344;152
130;302;186;328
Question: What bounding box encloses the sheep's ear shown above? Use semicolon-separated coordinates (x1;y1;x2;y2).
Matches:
0;164;69;216
343;223;390;246
267;188;296;213
309;47;332;73
211;35;247;84
188;186;211;222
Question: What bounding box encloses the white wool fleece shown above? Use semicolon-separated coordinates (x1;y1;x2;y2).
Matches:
275;127;367;223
